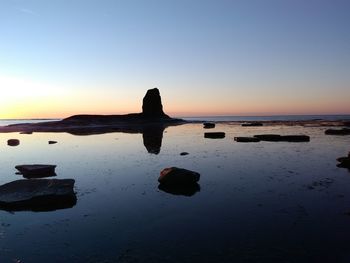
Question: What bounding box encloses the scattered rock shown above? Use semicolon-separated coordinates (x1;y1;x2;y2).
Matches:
48;140;57;144
158;183;200;196
234;137;261;142
241;122;263;127
158;167;200;185
337;152;350;168
325;128;350;135
253;134;310;142
20;131;33;134
203;122;215;129
204;132;225;139
15;164;57;179
0;179;76;212
7;139;20;146
180;152;189;156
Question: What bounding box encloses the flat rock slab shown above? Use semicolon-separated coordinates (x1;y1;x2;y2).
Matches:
204;132;225;139
325;128;350;135
234;137;261;143
253;134;310;142
7;139;20;146
0;179;76;212
203;122;215;129
15;164;57;178
159;167;200;185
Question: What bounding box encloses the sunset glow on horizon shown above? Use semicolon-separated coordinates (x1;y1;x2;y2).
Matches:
1;0;349;119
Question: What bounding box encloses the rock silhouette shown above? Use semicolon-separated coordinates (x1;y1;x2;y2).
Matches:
142;88;170;119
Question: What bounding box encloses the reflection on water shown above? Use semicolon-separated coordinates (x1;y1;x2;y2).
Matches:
158;182;200;196
0;123;350;262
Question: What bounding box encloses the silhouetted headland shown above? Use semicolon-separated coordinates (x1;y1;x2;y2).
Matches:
0;88;185;135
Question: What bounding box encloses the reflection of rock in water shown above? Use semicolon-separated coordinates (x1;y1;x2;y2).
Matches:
158;183;200;197
142;126;165;154
0;179;77;212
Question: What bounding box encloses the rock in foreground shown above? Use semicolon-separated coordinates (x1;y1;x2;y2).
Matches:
158;167;200;185
0;179;76;212
158;183;200;196
337;152;350;169
204;132;225;139
15;164;57;179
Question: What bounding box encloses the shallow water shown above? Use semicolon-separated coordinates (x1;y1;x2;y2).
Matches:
0;123;350;262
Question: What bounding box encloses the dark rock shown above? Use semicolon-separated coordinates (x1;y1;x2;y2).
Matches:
343;121;350;127
48;140;57;144
142;88;170;119
241;122;263;127
254;134;282;141
234;137;261;142
204;132;225;139
203;122;215;129
337;152;350;169
0;179;76;212
180;152;189;156
20;131;33;134
158;167;200;185
158;183;200;196
7;139;20;146
253;134;310;142
15;164;57;179
325;128;350;135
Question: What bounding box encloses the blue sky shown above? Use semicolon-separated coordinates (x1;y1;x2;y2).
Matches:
0;0;349;118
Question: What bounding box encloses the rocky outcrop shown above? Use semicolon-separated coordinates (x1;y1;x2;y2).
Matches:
15;164;57;179
142;88;170;119
0;179;76;212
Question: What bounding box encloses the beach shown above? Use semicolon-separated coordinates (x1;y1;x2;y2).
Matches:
1;121;350;262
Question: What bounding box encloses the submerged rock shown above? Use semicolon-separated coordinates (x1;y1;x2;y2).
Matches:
203;122;215;129
7;139;20;146
241;122;263;127
0;179;76;212
158;167;200;185
337;152;350;169
204;132;225;139
158;183;200;196
15;164;57;179
234;137;261;143
325;128;350;135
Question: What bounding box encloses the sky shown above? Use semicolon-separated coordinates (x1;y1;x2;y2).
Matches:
0;0;349;118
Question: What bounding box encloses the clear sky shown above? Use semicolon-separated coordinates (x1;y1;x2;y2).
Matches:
1;0;349;118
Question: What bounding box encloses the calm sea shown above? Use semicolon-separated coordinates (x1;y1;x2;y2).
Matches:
1;115;350;126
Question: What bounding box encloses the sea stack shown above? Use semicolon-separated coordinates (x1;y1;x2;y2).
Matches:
142;88;170;119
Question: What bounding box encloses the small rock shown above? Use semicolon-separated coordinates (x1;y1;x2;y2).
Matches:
158;167;200;185
0;179;76;212
234;137;260;143
254;134;282;141
241;122;263;127
15;164;57;179
7;139;20;146
20;131;33;134
180;152;189;156
204;132;225;139
337;152;350;168
48;141;57;144
203;122;215;129
325;128;350;135
253;134;310;142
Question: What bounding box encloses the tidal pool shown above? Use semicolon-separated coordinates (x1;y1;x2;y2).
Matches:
0;123;350;262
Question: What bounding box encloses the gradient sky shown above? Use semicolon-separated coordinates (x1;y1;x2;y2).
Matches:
1;0;349;118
